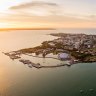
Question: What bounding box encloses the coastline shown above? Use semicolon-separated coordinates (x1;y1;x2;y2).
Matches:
3;32;96;69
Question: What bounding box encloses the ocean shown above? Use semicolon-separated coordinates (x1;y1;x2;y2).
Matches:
0;28;96;96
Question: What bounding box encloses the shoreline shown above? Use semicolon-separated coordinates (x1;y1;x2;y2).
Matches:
3;33;96;69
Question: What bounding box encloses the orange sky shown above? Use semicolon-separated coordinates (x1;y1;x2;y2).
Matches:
0;0;96;28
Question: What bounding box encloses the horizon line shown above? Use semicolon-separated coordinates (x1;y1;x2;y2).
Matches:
0;27;96;31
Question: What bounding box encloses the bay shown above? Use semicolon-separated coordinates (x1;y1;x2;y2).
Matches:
0;28;96;96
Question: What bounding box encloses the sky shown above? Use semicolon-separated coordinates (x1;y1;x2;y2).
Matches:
0;0;96;28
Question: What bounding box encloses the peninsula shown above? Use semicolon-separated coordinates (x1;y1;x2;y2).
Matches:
3;33;96;69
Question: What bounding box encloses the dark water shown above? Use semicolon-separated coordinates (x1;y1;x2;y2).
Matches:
0;29;96;96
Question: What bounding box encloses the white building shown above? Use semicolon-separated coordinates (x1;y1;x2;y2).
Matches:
58;53;70;60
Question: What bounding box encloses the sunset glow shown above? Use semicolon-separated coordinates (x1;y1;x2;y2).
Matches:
0;0;96;28
0;1;96;96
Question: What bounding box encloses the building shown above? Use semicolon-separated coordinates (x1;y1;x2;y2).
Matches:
58;53;70;60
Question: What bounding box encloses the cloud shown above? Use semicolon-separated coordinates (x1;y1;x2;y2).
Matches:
9;0;96;21
10;1;58;9
9;1;60;16
89;15;96;20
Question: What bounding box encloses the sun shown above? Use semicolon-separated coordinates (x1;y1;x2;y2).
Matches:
0;1;10;12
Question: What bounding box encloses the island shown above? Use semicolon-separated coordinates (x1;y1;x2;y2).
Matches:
3;33;96;69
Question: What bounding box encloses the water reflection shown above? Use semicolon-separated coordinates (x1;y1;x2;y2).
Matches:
0;29;96;96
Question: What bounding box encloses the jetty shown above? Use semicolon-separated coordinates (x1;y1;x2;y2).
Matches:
19;59;72;69
19;59;42;68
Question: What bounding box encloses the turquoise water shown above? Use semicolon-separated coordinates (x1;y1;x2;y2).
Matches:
0;29;96;96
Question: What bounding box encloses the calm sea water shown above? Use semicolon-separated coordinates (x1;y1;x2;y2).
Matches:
0;29;96;96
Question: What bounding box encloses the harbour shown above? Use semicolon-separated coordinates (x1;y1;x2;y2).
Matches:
0;29;96;96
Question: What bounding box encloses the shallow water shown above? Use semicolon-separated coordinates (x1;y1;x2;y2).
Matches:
0;29;96;96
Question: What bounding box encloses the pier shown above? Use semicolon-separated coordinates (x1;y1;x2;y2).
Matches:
19;59;72;69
